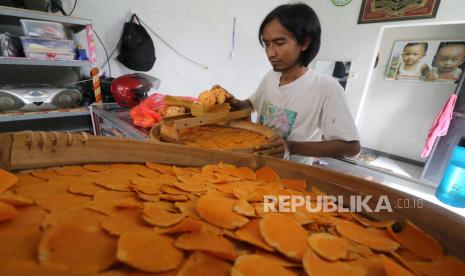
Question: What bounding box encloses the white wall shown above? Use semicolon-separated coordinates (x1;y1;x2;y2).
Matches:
359;23;465;162
64;0;287;99
63;0;465;160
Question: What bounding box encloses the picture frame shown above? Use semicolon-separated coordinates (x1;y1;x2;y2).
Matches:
385;40;465;83
358;0;441;24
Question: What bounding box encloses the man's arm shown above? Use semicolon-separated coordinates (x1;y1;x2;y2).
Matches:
287;140;361;158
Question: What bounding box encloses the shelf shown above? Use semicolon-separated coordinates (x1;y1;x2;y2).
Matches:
0;6;91;32
0;107;90;122
0;57;90;67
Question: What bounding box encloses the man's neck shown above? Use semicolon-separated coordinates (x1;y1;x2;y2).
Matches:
280;65;308;86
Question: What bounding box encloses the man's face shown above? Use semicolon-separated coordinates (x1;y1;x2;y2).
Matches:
402;45;425;65
436;45;465;73
261;19;308;72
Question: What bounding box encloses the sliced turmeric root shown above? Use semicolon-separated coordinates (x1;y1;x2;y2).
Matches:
35;192;92;212
234;200;256;217
381;254;414;276
41;207;106;229
308;232;349;261
350;213;395;228
38;224;117;274
302;247;367;276
336;220;399;252
156;217;204;234
0;169;18;194
236;167;256;180
196;195;249;230
56;165;91;176
0;201;18;223
177;251;231;276
259;213;308;260
399;254;465;276
142;202;186;227
117;230;183;273
255;166;280;182
231;254;297;276
101;209;152;236
0;191;33;207
388;220;443;261
174;231;237;261
234;219;274;251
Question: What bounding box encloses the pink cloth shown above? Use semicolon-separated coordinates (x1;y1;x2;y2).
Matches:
421;93;457;158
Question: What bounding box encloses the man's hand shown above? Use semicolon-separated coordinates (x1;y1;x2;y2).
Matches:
252;133;287;158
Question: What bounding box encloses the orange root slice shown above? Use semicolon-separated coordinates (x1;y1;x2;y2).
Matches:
196;195;249;230
101;209;152;236
174;231;237;261
234;200;256;217
38;224;117;274
231;254;297;276
177;251;231;276
56;165;91;176
0;191;33;206
0;201;18;223
156;217;204;234
350;213;395;228
117;230;183;273
0;169;19;194
255;167;280;182
41;207;106;229
259;213;308;261
388;220;443;261
381;254;414;276
336;220;399;252
142;202;186;227
234;219;275;251
35;193;92;212
302;247;367;276
308;232;349;261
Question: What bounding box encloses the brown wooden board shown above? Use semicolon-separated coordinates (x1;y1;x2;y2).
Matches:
1;131;465;260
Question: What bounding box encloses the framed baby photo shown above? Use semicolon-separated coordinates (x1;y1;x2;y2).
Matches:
385;40;465;83
358;0;441;24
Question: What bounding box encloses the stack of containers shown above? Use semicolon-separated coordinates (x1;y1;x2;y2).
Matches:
19;19;75;60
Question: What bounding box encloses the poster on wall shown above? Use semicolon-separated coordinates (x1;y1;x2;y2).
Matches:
358;0;441;24
385;40;465;83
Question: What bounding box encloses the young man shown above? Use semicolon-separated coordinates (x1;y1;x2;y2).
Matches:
228;3;360;164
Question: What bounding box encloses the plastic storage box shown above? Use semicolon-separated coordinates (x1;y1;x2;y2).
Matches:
20;37;74;54
90;103;150;140
20;19;65;40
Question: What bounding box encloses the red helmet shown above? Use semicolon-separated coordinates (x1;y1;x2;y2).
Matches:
111;73;160;107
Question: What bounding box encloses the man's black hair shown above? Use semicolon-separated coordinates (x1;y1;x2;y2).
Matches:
258;3;321;67
404;42;428;53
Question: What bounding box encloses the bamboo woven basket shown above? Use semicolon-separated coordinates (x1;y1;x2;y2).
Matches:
149;120;286;158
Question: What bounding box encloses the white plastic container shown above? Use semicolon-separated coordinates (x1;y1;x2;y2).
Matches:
24;51;75;60
20;37;74;54
20;19;66;40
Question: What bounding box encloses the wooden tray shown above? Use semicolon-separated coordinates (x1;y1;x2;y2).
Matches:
1;131;465;260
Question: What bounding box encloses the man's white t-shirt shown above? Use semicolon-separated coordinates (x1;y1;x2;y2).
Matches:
249;69;360;164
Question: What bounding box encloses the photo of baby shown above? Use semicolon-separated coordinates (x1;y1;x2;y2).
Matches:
426;42;465;82
386;40;465;83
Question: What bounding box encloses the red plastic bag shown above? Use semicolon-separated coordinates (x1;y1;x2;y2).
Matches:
129;93;197;128
130;93;165;128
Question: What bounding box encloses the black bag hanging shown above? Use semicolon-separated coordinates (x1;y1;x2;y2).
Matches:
117;14;156;72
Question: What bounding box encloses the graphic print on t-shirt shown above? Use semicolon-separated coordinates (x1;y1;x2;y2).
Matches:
259;101;297;139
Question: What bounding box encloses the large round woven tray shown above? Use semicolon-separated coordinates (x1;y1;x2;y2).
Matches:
150;120;285;158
